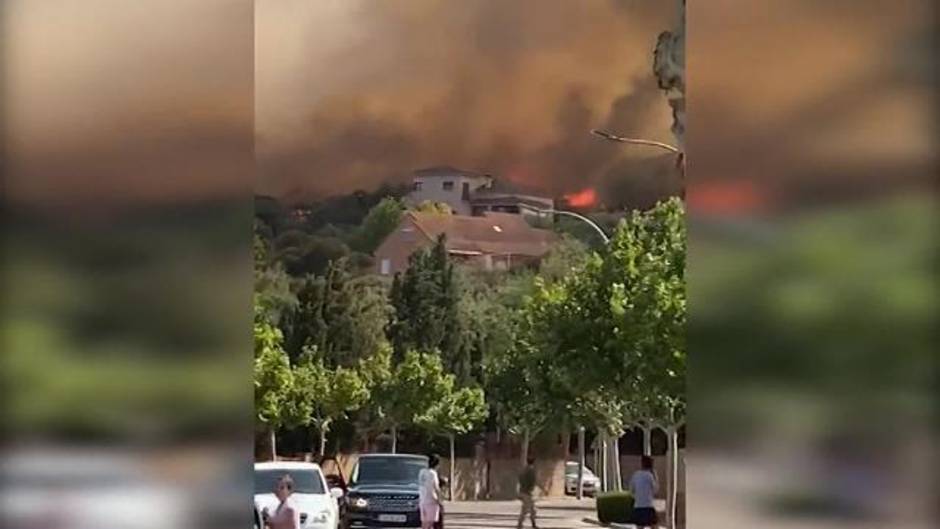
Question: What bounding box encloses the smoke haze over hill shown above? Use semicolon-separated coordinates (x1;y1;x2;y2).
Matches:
256;0;680;204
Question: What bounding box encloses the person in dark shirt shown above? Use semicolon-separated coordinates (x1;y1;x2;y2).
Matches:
517;457;539;529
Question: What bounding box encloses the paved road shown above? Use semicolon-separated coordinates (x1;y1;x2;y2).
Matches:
443;499;598;529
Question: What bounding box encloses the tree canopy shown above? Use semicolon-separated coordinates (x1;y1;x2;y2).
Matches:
254;192;687;471
351;197;405;254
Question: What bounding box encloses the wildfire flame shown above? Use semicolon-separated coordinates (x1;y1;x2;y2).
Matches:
564;188;597;208
687;181;765;214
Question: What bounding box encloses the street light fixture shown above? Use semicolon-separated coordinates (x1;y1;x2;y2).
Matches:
519;204;610;244
591;128;686;196
590;129;681;154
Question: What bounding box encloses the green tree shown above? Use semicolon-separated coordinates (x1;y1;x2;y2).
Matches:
606;197;686;521
416;383;487;499
484;298;569;465
511;198;686;493
254;298;307;460
254;233;303;459
413;200;453;215
272;229;350;277
370;350;452;453
286;258;391;366
351;197;405;253
538;235;590;284
254;231;297;325
389;236;474;382
295;347;370;457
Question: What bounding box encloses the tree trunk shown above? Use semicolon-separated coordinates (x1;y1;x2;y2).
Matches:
358;429;367;452
666;425;679;529
520;429;530;466
598;431;608;492
592;441;600;490
607;433;622;491
391;425;398;454
560;427;571;461
576;427;586;500
642;425;652;456
319;428;328;459
449;433;456;501
270;428;277;462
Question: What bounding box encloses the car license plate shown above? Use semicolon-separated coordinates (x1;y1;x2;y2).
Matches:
378;514;407;523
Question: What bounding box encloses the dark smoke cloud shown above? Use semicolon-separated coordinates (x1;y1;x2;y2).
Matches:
4;0;254;209
256;0;678;203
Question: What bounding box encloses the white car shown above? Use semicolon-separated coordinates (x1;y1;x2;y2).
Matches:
0;450;186;529
255;461;344;529
564;461;601;497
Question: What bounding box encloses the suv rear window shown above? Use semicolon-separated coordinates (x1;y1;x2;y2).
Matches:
353;457;426;485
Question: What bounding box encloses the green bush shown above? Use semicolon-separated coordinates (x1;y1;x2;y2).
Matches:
596;491;634;524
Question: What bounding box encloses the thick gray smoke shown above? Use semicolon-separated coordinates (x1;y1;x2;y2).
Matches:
256;0;679;203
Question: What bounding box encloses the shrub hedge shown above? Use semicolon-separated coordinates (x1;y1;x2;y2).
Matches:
596;491;634;524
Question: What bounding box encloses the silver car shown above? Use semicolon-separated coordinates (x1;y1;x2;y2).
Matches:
564;462;601;497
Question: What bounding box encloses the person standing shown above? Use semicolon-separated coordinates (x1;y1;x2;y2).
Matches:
262;474;300;529
418;454;443;529
516;457;539;529
628;456;659;529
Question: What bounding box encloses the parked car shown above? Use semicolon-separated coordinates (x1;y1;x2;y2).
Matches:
342;454;444;529
254;504;263;529
255;461;344;529
564;461;601;497
0;450;186;529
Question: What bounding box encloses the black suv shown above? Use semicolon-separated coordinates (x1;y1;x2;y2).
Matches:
342;454;444;529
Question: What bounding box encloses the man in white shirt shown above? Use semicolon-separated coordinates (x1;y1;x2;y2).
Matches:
418;454;442;529
628;456;659;528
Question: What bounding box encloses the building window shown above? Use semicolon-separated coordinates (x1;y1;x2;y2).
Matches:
380;259;391;275
442;181;454;191
413;180;423;191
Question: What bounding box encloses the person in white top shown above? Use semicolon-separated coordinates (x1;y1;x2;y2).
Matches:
262;474;300;529
417;454;442;529
628;456;659;529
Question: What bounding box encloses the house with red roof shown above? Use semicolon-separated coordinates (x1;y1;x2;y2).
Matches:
373;211;557;276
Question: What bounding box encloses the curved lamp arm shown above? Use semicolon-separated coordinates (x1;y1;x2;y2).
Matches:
591;129;681;154
520;205;610;244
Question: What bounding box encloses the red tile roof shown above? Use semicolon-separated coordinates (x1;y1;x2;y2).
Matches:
408;211;556;257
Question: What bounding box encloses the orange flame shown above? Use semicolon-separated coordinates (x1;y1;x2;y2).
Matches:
687;181;766;214
564;188;597;208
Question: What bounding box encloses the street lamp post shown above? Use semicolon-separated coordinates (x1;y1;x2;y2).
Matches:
520;205;610;244
591;128;686;196
590;129;681;154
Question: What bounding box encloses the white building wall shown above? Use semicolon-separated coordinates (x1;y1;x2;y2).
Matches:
407;173;490;216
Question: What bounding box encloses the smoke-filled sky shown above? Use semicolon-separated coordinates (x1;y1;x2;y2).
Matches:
2;0;255;208
4;1;930;210
255;0;679;202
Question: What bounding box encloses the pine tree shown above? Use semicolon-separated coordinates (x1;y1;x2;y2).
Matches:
388;235;474;381
286;258;391;368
